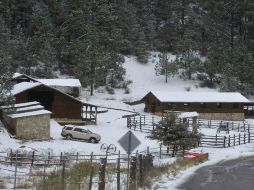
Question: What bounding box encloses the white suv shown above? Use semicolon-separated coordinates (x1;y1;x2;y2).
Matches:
61;126;101;143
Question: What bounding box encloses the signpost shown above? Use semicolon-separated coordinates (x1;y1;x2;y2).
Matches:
118;131;141;190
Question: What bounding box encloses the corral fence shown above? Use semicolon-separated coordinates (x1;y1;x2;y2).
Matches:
126;115;254;149
127;115;194;133
0;145;183;190
200;132;254;148
197;119;254;133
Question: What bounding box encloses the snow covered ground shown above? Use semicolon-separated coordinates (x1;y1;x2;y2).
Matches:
1;53;254;189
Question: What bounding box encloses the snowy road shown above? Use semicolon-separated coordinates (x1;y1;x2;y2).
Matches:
178;156;254;190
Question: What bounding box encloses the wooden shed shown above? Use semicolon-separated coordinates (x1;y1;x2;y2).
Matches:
12;82;97;125
141;91;250;121
1;102;51;140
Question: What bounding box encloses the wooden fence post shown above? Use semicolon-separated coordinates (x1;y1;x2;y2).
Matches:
228;135;230;147
248;124;250;133
234;134;235;146
10;149;13;166
127;117;130;129
61;161;65;190
88;166;94;190
76;152;79;162
216;134;218;146
43;160;46;190
244;133;246;144
223;136;226;148
239;133;241;145
248;133;251;143
138;154;143;187
48;152;50;164
88;153;94;190
60;152;63;163
159;144;162;159
130;156;137;189
117;151;120;190
238;123;240;132
98;158;106;190
31;151;35;166
140;116;142;131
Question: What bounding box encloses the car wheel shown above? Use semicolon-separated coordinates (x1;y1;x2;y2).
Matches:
66;134;72;140
89;138;97;143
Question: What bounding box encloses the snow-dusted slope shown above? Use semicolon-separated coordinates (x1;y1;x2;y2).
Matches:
85;53;217;109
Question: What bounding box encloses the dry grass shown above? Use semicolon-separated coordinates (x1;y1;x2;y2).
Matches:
140;157;207;189
0;180;6;189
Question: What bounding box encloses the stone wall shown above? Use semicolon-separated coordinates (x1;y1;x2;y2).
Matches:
15;114;50;140
199;113;245;121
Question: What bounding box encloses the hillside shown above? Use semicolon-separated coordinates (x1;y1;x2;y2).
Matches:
86;53;217;109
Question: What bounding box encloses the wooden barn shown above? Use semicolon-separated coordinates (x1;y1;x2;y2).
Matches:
141;91;250;121
11;82;97;125
12;73;82;97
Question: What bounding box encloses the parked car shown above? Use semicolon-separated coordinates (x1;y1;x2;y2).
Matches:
61;126;101;143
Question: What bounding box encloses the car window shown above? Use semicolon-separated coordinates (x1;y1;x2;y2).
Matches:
79;129;87;133
74;128;82;132
65;127;73;131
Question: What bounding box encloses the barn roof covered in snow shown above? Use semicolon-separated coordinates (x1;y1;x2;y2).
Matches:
37;79;81;87
10;82;96;107
143;91;250;103
11;82;42;95
13;73;81;87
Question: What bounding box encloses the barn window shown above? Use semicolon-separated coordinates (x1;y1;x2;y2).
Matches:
168;103;172;110
184;103;189;109
233;103;239;108
200;103;207;108
217;103;222;108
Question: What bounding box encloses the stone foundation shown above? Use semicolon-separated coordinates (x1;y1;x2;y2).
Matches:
198;113;245;121
15;114;50;140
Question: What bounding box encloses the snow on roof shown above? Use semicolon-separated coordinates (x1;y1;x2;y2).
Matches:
164;111;199;118
178;112;199;118
13;73;82;87
11;82;41;95
8;110;51;119
149;91;250;103
37;79;81;87
13;73;23;78
1;101;40;109
16;105;44;112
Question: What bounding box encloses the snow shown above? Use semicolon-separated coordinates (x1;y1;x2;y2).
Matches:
1;53;254;189
149;91;250;103
0;101;40;109
165;111;199;118
11;82;41;95
8;110;51;119
15;105;44;112
37;79;81;87
13;72;23;78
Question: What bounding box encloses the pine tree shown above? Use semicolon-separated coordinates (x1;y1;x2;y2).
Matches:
155;52;177;83
148;113;200;150
0;17;13;105
220;41;254;95
135;30;149;64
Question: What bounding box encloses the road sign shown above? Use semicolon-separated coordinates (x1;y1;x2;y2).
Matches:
118;131;141;154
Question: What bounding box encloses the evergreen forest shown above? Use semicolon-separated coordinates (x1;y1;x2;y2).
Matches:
1;0;254;95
